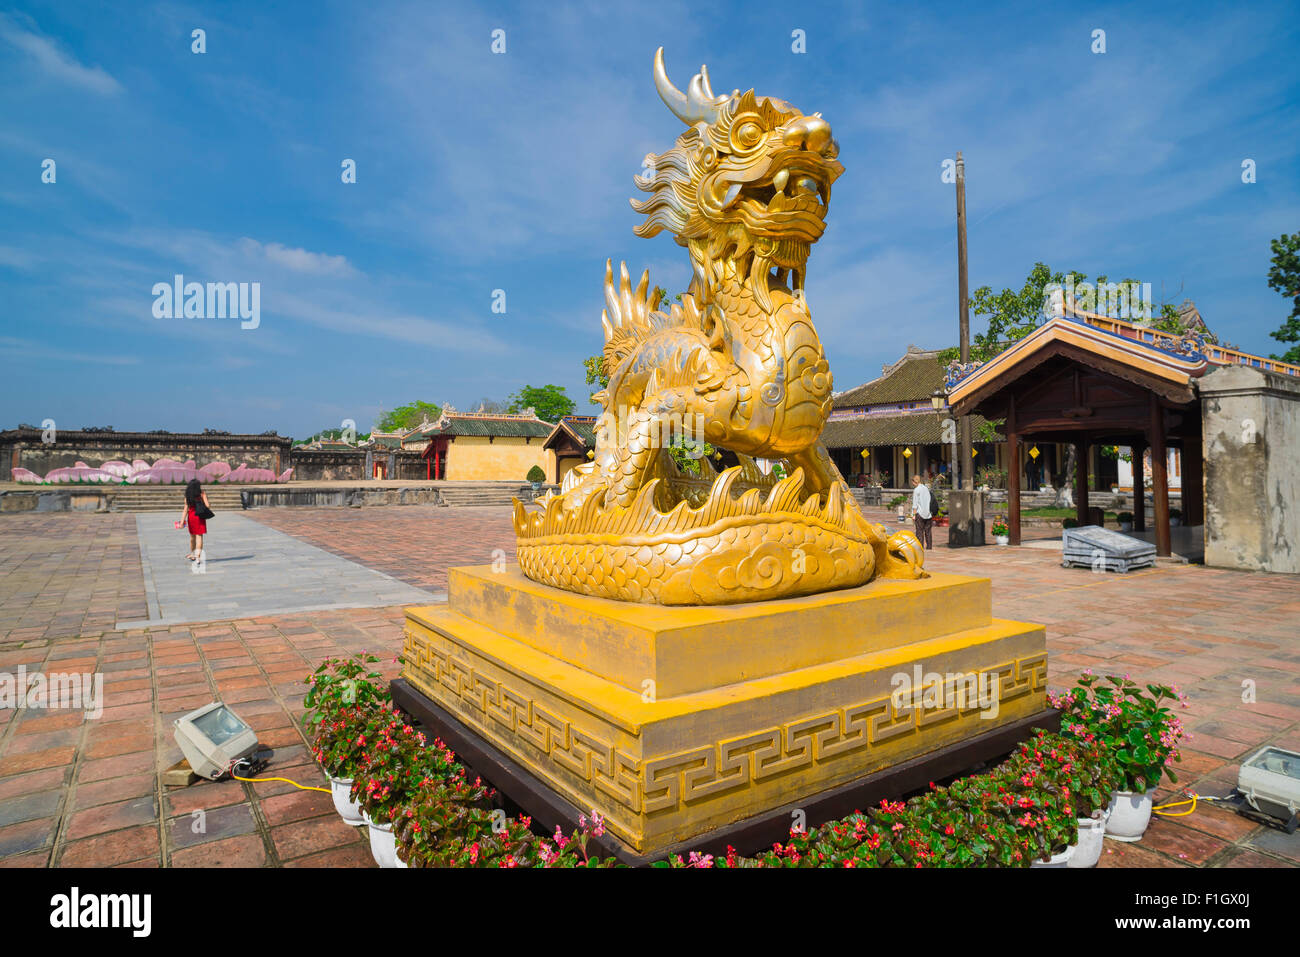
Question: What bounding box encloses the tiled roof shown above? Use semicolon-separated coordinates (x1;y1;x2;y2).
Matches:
833;347;947;408
561;416;597;447
821;412;1002;448
415;413;553;438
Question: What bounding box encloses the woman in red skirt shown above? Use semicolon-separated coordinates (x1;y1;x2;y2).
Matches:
180;479;212;561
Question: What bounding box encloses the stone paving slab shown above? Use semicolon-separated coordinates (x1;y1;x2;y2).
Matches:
248;504;518;594
121;514;438;629
0;514;147;642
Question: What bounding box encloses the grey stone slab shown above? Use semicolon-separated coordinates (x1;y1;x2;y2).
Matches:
121;514;436;629
1062;525;1157;559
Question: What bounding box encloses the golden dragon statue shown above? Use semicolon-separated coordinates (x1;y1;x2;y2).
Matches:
514;48;926;604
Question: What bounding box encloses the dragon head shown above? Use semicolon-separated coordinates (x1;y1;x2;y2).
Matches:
632;48;844;307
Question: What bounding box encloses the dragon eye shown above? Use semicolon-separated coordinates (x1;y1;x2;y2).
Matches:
734;121;763;149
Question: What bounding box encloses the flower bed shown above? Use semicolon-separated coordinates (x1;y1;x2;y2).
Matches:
305;658;1185;868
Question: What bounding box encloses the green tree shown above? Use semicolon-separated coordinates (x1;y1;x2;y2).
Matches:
375;400;441;433
294;427;370;447
584;355;609;404
507;384;575;423
938;263;1185;366
1267;232;1300;363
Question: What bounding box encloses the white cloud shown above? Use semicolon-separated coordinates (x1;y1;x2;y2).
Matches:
0;14;121;95
271;291;510;355
0;335;137;365
0;246;37;270
239;238;358;277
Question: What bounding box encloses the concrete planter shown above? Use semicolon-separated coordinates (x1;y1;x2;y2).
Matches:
330;776;366;826
365;812;398;867
1105;791;1153;842
1031;844;1075;868
1068;814;1107;868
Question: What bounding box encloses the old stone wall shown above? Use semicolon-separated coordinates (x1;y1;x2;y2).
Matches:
1200;365;1300;574
288;449;366;481
0;429;290;480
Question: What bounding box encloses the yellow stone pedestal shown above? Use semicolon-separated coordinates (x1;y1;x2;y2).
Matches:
401;565;1046;856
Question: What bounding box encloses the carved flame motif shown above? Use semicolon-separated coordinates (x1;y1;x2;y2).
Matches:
514;49;926;604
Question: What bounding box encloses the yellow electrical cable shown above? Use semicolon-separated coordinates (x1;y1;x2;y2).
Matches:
1152;793;1198;816
231;772;330;793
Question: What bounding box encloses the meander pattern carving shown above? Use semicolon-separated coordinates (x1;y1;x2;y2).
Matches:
403;626;1046;815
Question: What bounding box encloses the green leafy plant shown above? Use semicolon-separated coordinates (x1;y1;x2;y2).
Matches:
375;400;441;433
991;520;1009;536
1062;517;1079;529
1267;231;1300;363
393;777;503;866
310;705;382;780
507;384;576;422
526;464;546;483
1052;673;1186;793
888;494;908;509
1117;511;1133;524
350;711;465;826
303;652;391;734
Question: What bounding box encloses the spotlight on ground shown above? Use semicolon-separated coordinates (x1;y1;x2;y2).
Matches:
173;702;262;780
1234;746;1300;832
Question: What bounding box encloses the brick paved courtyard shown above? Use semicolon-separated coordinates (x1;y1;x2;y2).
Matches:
0;506;1297;867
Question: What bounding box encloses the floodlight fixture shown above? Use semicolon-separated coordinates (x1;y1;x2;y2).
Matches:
173;701;260;780
1236;746;1300;832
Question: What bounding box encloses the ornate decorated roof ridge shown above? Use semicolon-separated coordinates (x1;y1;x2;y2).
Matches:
0;426;290;444
1066;306;1300;378
946;315;1213;407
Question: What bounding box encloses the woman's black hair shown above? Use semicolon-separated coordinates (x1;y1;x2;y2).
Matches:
185;478;202;506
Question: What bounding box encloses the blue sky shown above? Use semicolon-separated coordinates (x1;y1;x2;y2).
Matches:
2;0;1297;438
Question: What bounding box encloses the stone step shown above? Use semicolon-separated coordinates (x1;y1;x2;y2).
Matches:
108;487;246;512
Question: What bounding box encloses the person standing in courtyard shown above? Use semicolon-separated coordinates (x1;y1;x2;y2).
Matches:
910;473;934;550
180;478;213;562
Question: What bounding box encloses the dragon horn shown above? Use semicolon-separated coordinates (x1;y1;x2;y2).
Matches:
653;47;731;126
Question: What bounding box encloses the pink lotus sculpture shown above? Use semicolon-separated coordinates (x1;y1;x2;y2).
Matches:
11;456;292;484
127;464;207;484
44;462;119;484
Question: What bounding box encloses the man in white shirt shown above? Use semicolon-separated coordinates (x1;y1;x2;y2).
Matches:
910;474;934;549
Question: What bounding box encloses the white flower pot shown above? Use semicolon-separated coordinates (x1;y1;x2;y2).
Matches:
330;777;365;826
1119;522;1133;532
994;535;1009;546
365;812;398;868
1105;791;1153;842
1031;843;1075;868
1067;814;1106;868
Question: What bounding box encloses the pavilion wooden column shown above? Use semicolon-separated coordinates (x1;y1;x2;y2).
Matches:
1006;397;1020;546
1149;396;1171;557
1131;439;1146;532
1181;433;1204;527
1074;437;1089;527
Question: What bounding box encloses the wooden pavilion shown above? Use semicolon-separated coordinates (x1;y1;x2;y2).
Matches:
948;315;1211;555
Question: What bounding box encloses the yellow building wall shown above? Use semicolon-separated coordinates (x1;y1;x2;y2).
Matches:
446;436;552;481
555;455;585;485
